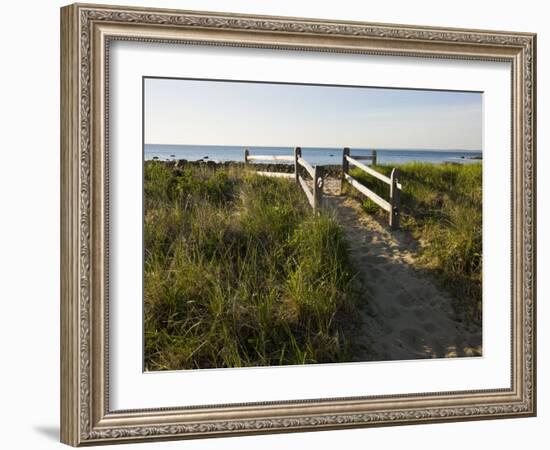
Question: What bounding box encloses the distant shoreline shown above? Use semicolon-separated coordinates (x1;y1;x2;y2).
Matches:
146;143;482;153
145;145;482;166
147;159;479;177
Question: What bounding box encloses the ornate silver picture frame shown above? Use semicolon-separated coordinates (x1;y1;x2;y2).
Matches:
61;3;536;446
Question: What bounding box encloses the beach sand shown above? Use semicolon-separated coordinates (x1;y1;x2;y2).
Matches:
323;177;482;361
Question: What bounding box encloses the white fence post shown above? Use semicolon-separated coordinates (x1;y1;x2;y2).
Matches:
313;166;325;214
389;168;401;229
294;146;302;183
341;147;350;193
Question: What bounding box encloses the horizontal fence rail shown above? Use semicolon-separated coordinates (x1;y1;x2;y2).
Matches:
255;171;294;178
298;174;315;207
244;148;295;179
343;173;391;212
341;147;402;229
347;155;402;190
352;150;377;164
245;154;295;161
297;156;315;179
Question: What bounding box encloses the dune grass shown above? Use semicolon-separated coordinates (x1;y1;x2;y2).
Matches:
144;162;359;371
348;162;482;323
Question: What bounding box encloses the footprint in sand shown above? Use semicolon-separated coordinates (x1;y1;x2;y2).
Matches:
421;322;439;333
360;255;385;266
382;306;401;320
409;286;433;299
466;334;482;348
396;291;414;307
367;267;382;277
399;328;426;347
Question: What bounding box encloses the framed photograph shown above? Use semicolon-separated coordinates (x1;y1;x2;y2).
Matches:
60;3;536;446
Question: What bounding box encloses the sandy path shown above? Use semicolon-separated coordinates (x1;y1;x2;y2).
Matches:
322;177;482;361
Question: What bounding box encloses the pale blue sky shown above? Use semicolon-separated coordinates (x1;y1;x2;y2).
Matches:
144;78;482;150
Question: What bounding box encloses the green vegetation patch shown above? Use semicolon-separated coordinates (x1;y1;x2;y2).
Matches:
144;162;359;370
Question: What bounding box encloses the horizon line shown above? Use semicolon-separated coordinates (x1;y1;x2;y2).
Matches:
144;143;483;152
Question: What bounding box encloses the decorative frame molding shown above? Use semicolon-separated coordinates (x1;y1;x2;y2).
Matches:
60;3;536;446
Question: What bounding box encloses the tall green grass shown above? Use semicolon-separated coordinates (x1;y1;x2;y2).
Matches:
144;162;358;370
348;162;482;323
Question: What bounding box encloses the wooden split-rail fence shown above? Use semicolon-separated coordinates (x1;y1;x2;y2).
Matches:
244;146;401;229
341;147;402;229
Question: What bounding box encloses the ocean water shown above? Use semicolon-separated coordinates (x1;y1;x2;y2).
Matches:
144;144;482;166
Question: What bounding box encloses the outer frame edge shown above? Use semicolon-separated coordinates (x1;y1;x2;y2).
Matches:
62;2;536;445
60;3;81;447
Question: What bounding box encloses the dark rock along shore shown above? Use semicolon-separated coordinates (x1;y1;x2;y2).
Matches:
154;159;344;178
